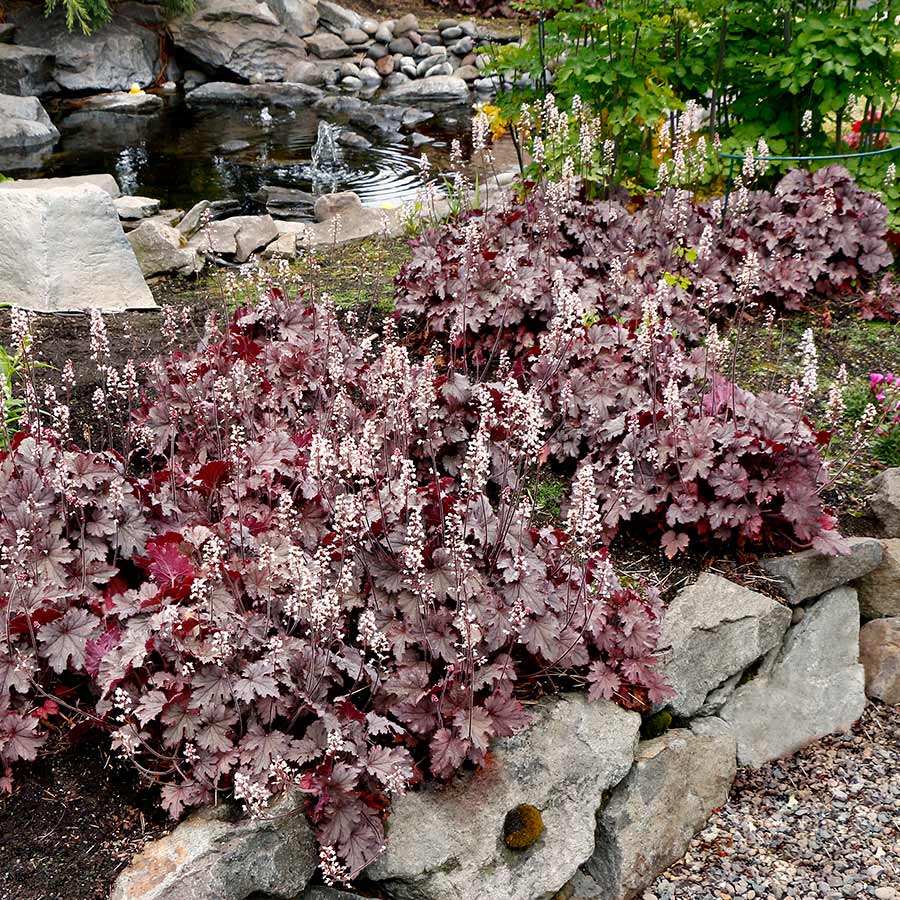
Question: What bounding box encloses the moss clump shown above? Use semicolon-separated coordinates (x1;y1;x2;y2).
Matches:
503;804;544;850
640;709;672;740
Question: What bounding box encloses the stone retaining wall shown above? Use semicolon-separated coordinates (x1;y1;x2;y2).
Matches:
112;480;900;900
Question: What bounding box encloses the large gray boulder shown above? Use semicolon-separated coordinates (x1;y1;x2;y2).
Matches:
168;0;309;82
0;44;55;95
0;184;156;311
367;694;641;900
7;2;160;91
0;94;59;171
859;618;900;705
185;81;323;107
656;573;792;717
110;794;316;900
857;539;900;619
384;74;471;106
868;468;900;536
573;723;737;900
718;586;867;768
760;537;883;604
127;220;201;277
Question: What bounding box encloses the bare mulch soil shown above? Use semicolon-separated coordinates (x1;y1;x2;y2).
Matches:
0;730;169;900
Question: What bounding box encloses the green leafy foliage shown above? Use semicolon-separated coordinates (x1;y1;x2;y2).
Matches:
492;0;900;190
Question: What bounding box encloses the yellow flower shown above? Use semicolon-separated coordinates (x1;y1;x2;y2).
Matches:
477;103;509;141
129;83;144;95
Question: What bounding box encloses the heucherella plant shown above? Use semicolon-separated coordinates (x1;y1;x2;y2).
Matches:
0;290;669;880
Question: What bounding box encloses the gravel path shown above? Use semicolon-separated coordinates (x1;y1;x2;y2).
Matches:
647;702;900;900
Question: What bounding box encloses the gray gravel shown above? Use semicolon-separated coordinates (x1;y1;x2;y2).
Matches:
647;702;899;900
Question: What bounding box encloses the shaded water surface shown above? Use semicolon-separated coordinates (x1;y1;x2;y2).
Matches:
21;95;462;213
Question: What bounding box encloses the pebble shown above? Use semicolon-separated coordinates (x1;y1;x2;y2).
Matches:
650;704;899;900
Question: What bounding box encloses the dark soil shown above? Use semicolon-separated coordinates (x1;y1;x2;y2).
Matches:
0;729;169;900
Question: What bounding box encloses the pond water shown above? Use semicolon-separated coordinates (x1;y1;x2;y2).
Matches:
20;95;464;214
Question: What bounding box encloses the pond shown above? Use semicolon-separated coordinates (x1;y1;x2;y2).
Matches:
18;94;465;215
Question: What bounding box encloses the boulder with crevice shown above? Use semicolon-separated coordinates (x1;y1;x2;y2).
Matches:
0;184;156;312
760;537;883;604
367;694;641;900
570;722;737;900
655;573;792;718
718;586;867;767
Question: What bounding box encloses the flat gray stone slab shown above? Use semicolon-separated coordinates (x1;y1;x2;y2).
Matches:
761;537;884;604
0;173;121;198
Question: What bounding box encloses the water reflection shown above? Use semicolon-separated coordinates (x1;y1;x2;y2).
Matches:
20;94;456;215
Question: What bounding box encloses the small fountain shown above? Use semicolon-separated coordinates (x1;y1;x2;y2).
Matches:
309;121;345;192
311;120;342;170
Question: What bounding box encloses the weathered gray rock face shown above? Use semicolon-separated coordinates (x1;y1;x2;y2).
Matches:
186;81;323;106
761;537;883;604
0;185;156;311
127;221;200;277
169;0;309;82
317;0;362;33
574;724;737;900
367;695;641;900
110;794;316;900
8;3;160;91
868;468;900;536
859;618;900;705
266;0;319;37
0;173;120;198
385;74;471;106
718;586;867;768
857;539;900;619
0;44;55;96
0;94;59;171
656;573;792;718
